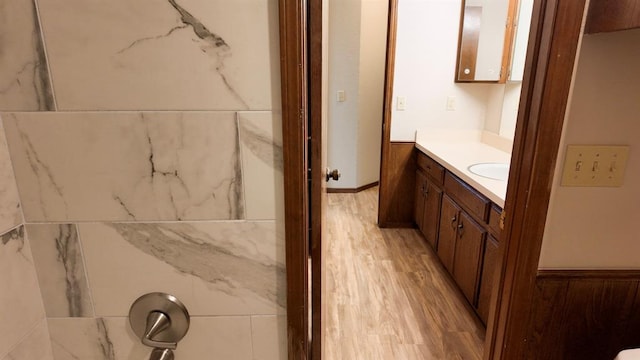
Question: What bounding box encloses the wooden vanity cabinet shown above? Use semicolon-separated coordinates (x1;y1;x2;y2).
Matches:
438;194;486;305
453;211;486;305
414;170;428;231
437;195;460;273
477;235;499;323
422;182;443;249
413;151;502;324
414;153;444;249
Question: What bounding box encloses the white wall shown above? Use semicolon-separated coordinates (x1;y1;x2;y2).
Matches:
327;0;386;189
539;29;640;269
357;0;387;186
328;0;361;188
391;0;493;141
484;85;505;134
499;82;521;139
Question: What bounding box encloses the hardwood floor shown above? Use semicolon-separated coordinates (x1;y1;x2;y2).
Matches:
324;187;485;359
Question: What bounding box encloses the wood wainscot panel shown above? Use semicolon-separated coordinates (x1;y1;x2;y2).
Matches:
525;270;640;360
585;0;640;34
378;142;416;228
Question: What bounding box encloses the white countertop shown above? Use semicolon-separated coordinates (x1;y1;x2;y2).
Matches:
414;130;512;207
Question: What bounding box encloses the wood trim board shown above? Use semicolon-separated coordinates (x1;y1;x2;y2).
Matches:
377;0;401;227
278;1;310;358
485;0;588;358
308;0;323;358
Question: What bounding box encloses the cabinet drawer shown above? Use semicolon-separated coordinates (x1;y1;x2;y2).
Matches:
488;204;502;238
444;172;490;222
416;152;444;185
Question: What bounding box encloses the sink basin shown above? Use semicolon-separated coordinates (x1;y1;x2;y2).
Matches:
468;163;509;181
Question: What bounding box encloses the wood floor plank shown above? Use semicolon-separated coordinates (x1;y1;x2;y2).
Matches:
324;187;484;359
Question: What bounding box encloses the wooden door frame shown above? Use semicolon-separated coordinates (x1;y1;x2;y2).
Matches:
279;1;310;358
280;0;587;359
485;0;587;358
308;0;323;359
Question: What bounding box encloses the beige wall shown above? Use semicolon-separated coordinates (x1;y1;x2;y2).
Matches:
539;29;640;269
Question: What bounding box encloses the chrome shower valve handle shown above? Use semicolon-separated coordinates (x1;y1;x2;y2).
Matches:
129;293;190;359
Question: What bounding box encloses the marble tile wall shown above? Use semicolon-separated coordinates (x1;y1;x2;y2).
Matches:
0;121;21;234
0;226;51;360
0;117;52;360
0;0;286;358
0;0;54;110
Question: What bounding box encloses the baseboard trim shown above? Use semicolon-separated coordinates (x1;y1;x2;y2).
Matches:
327;181;379;194
537;269;640;279
378;221;415;229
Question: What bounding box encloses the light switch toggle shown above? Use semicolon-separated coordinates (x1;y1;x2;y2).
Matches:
561;145;630;187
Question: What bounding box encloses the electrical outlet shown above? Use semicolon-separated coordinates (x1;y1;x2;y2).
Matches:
561;145;630;187
337;90;346;102
397;96;406;110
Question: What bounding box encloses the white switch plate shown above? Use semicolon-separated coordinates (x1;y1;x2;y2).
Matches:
397;96;406;110
561;145;630;187
446;96;456;111
337;90;346;102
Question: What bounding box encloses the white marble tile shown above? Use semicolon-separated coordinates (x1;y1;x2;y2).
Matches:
26;224;94;317
181;316;253;359
251;315;287;360
48;317;253;360
1;320;53;360
0;226;46;358
79;221;285;317
0;0;55;110
48;318;142;360
3;112;243;222
0;120;21;234
238;112;284;221
36;0;280;111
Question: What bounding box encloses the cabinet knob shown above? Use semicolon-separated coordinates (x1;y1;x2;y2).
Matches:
450;216;457;229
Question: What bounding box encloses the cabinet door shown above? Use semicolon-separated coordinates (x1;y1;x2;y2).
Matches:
422;180;442;249
477;235;500;323
453;211;486;305
414;170;427;231
437;195;459;273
